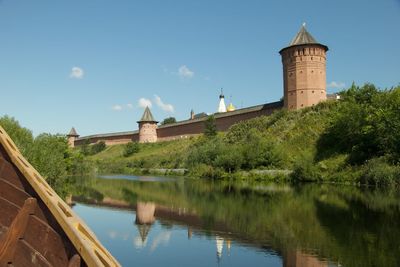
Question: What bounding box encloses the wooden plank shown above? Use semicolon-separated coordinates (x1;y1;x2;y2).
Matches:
0;197;19;228
0;198;37;265
0;157;23;190
13;239;52;267
23;215;69;267
0;179;31;208
68;254;81;267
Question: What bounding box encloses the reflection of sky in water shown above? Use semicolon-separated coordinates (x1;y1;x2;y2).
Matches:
98;175;177;182
73;204;282;267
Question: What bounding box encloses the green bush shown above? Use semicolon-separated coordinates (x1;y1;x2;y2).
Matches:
0;115;34;158
214;145;244;172
360;157;400;187
204;115;217;137
291;153;321;182
123;142;140;157
91;141;106;155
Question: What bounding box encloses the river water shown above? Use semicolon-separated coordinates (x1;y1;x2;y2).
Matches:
70;175;400;267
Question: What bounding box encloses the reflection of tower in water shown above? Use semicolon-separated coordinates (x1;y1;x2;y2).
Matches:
283;250;328;267
216;236;224;263
134;202;156;245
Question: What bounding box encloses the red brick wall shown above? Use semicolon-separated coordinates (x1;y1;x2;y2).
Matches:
74;102;283;146
74;133;138;146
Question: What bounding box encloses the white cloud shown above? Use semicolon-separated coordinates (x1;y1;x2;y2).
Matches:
127;103;133;109
112;105;123;111
70;66;84;79
178;65;194;79
327;81;345;89
150;231;171;252
154;95;174;113
138;98;152;108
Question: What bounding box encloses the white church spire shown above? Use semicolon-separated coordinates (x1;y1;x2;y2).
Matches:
217;88;227;113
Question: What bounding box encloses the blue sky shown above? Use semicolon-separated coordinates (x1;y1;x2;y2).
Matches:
0;0;399;136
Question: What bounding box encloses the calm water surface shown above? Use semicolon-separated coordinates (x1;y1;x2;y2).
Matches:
71;175;400;267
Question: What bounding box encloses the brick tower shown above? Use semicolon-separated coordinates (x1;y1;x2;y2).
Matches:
279;23;328;110
137;106;158;143
67;127;79;148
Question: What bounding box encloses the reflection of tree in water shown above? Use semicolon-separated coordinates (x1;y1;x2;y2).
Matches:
314;187;400;267
71;176;400;267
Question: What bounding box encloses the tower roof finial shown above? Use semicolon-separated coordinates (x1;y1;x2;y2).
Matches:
302;22;306;27
219;88;224;99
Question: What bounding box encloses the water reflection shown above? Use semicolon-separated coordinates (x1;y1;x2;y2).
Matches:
70;175;400;267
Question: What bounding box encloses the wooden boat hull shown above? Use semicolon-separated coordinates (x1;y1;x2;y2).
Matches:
0;126;120;267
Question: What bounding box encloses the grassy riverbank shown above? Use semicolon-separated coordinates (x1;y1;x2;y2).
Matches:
86;83;400;187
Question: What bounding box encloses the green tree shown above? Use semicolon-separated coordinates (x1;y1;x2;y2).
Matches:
91;141;106;155
0;115;34;158
160;117;176;125
81;139;91;156
29;133;69;193
204;115;217;137
123;141;140;157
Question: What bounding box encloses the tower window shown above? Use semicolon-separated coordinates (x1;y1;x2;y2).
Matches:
311;57;313;60
301;104;304;107
311;70;314;73
301;91;304;94
312;91;314;93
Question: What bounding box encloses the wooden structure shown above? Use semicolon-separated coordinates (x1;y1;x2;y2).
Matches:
0;125;120;267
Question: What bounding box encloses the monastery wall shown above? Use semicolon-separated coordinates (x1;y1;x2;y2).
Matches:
73;101;283;146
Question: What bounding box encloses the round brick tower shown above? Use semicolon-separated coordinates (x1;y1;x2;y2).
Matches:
279;24;328;110
137;106;158;143
67;127;79;148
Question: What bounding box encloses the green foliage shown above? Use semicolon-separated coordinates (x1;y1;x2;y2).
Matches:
81;140;91;156
29;133;69;188
214;144;244;173
0;115;96;197
160;117;177;125
65;150;94;177
318;84;400;165
0;115;34;158
240;129;282;170
291;152;321;182
123;141;140;157
204;115;217;137
81;141;106;156
91;141;106;154
187;129;283;177
360;157;400;187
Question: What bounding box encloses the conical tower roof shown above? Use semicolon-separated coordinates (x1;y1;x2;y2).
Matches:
136;224;152;243
280;23;328;53
137;106;158;123
67;127;79;137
